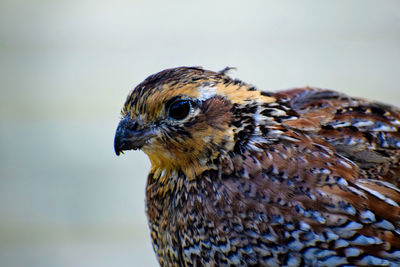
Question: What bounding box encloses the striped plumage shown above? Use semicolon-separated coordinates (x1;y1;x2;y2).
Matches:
114;67;400;266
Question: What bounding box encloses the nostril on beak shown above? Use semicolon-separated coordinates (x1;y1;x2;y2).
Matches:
129;120;139;131
114;116;154;155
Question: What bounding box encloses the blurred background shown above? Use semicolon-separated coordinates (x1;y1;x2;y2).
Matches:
0;0;399;266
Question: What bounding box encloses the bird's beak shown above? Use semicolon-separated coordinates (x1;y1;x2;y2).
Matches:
114;117;156;156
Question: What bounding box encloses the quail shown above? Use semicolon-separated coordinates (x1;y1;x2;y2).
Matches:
114;67;400;266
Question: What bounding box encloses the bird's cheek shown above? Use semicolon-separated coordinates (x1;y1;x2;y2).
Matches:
141;136;173;155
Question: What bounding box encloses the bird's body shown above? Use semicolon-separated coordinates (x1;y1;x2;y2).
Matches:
114;67;400;266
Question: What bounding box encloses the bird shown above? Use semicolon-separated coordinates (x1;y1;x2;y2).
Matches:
114;66;400;266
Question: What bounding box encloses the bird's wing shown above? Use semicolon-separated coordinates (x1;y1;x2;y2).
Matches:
252;87;400;264
276;87;400;187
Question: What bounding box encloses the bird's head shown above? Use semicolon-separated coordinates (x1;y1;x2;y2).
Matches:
114;67;275;178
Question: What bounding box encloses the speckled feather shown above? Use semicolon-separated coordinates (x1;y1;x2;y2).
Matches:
115;67;400;266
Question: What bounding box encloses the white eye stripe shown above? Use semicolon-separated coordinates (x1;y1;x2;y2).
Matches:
198;85;217;101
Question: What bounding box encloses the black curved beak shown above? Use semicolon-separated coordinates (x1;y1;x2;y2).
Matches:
114;117;156;156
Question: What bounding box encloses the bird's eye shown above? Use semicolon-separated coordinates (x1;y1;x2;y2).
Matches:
168;100;192;120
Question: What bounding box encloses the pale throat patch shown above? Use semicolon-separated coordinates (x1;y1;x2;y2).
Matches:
198;85;217;101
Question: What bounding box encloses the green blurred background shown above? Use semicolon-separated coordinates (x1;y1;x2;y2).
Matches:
0;0;399;266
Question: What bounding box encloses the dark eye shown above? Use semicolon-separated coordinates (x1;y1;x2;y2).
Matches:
168;100;192;120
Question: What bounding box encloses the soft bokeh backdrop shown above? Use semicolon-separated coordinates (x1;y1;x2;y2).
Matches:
1;0;399;266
